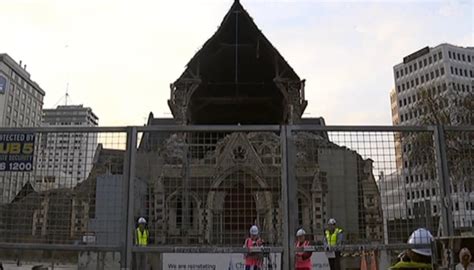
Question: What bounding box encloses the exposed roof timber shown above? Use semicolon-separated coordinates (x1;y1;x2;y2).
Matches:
176;0;300;83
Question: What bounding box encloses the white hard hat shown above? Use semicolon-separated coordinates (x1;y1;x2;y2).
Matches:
249;225;259;236
407;228;433;257
138;217;147;224
296;229;306;237
328;218;336;225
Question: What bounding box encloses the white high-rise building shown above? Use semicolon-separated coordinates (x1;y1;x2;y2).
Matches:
390;43;474;230
0;54;45;128
35;105;99;190
0;54;46;203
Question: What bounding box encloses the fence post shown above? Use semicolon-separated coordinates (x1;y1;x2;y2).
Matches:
281;126;297;270
122;127;137;270
433;125;454;237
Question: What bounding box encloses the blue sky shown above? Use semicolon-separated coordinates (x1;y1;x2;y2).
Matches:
0;0;472;125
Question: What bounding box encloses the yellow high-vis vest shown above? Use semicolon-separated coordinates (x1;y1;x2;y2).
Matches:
136;228;149;246
325;228;342;246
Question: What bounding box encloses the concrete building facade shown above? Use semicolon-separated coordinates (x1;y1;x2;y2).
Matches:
390;43;474;231
0;54;46;204
36;105;99;190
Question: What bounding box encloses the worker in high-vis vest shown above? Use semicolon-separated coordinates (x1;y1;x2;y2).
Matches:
324;218;343;270
244;225;264;270
295;229;312;270
135;217;149;270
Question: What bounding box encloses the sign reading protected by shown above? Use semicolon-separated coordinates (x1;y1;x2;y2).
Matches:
0;133;35;171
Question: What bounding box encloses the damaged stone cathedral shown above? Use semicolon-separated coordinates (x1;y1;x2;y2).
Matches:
136;1;382;246
0;0;382;247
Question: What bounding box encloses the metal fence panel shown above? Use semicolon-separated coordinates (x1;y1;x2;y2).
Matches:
0;129;127;267
0;125;470;270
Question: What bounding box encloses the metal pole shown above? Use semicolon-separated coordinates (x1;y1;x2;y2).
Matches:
280;126;290;270
281;126;297;270
122;127;137;270
286;126;298;269
182;132;190;245
433;125;454;237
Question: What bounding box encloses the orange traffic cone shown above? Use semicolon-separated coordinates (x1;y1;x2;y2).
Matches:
371;251;378;270
360;251;368;270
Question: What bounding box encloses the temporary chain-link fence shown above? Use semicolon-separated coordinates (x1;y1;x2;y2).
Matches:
0;125;471;269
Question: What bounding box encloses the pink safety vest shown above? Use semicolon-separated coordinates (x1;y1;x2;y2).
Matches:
296;240;312;269
244;237;263;266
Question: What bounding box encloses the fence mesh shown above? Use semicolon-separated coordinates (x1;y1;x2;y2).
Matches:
136;130;283;247
0;131;126;246
444;129;474;233
0;126;471;269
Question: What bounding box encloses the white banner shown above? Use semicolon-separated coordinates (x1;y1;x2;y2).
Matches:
162;253;281;270
311;252;331;270
162;252;330;270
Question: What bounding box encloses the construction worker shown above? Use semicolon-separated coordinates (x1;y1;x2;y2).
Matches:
389;228;433;269
244;225;264;270
295;228;312;270
324;218;343;270
135;217;149;270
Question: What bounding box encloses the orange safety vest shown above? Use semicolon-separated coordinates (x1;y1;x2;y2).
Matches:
296;240;312;269
244;237;263;266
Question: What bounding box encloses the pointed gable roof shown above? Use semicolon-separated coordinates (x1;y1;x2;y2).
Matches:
180;0;300;82
169;0;307;125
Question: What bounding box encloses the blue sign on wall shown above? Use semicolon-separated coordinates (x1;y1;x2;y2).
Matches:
0;133;35;171
0;75;6;94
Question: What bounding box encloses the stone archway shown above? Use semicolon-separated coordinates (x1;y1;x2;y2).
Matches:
206;168;272;245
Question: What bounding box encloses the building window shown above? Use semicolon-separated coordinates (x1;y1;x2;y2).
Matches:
464;69;468;77
429;56;432;64
400;69;404;76
415;78;419;85
435;69;439;77
468;55;471;62
440;67;444;75
448;51;452;58
405;67;408;74
407;192;410;199
426;189;430;197
433;54;437;61
419;60;423;68
411;80;414;87
397;85;401;92
433;205;437;213
462;54;465;61
432;188;436;195
409;65;412;73
396;71;399;78
455;67;458;75
430;71;434;79
423;58;427;66
470;70;473;78
438;51;442;59
457;53;460;60
425;74;429;81
414;63;417;70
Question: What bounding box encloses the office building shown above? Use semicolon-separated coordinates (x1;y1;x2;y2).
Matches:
0;54;46;204
390;43;474;231
0;54;45;127
35;105;99;190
